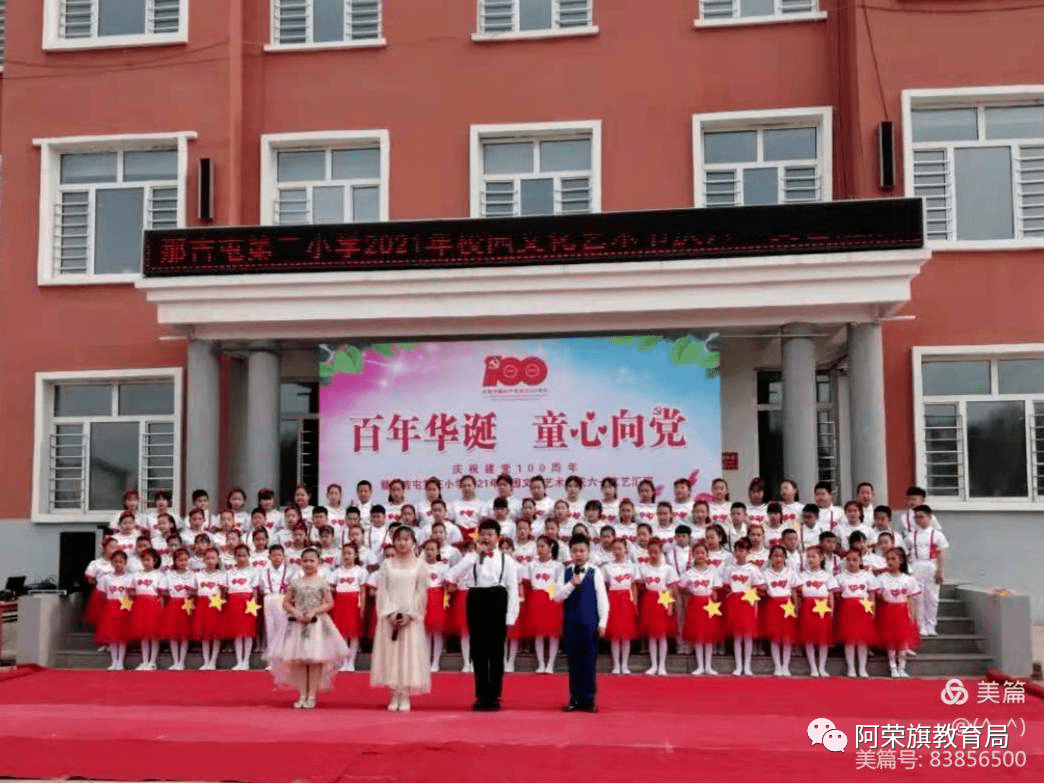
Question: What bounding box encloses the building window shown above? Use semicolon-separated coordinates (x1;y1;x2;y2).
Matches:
476;0;595;37
35;132;195;285
697;0;825;26
470;121;601;218
904;89;1044;245
260;131;390;225
44;0;188;49
270;0;384;48
280;382;319;505
756;370;839;499
693;108;832;208
914;347;1044;505
34;370;182;520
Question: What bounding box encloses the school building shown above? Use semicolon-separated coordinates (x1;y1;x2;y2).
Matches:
0;2;1042;621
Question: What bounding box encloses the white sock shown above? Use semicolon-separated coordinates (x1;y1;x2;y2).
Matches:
703;643;714;672
898;649;907;672
611;640;621;670
743;638;753;672
781;643;792;672
770;642;782;671
734;637;744;671
845;643;856;674
461;635;470;666
805;643;818;674
857;644;868;675
694;643;705;671
622;641;632;670
233;638;243;666
888;649;898;669
110;644;121;668
657;637;668;671
243;637;253;665
347;638;359;667
432;633;444;668
505;639;517;667
548;637;559;670
179;640;189;667
116;642;127;668
818;644;828;674
535;637;546;670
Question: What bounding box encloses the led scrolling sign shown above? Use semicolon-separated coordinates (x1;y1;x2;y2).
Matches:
143;199;924;277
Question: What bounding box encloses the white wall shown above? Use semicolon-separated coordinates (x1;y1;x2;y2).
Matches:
0;519;101;588
942;511;1044;622
719;338;763;491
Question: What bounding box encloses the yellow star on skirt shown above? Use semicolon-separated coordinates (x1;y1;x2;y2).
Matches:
545;583;556;598
443;592;451;610
245;598;261;616
469;529;480;541
860;597;875;615
742;588;760;606
182;597;195;615
208;594;226;610
703;600;722;618
119;596;134;611
812;598;832;618
657;590;674;608
781;600;798;618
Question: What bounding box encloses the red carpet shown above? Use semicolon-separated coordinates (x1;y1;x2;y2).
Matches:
0;668;1041;782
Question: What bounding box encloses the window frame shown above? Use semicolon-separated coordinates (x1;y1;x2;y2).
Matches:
265;0;387;52
34;132;196;286
691;107;833;208
469;120;602;218
902;86;1044;250
259;130;391;226
32;368;184;523
912;343;1044;511
694;0;826;28
472;0;598;42
42;0;189;51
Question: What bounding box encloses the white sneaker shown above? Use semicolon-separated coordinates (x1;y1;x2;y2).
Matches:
303;698;316;709
847;668;857;678
231;662;247;672
293;698;306;709
732;668;743;677
387;695;400;712
820;668;830;679
905;648;918;657
340;662;351;672
744;666;754;676
809;668;820;678
772;667;782;677
890;666;900;678
135;662;149;671
781;670;792;677
705;666;718;676
645;666;658;676
345;661;356;672
897;668;910;678
691;667;704;676
462;662;473;674
657;666;669;676
398;695;411;713
621;666;632;675
859;670;871;678
107;663;121;671
431;664;441;673
503;662;513;673
611;666;622;675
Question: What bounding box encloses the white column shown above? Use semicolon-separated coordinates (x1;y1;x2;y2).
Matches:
246;347;281;499
848;322;888;501
228;356;248;492
186;339;220;509
782;324;818;497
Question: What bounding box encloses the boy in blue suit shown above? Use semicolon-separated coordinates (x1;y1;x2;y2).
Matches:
555;534;609;712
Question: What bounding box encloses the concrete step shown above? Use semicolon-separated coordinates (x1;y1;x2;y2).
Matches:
936;616;977;635
937;597;965;614
916;634;984;655
56;648;990;678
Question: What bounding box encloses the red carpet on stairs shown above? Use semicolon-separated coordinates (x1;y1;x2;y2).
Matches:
0;668;1041;782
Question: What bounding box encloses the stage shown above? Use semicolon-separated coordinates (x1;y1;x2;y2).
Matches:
0;668;1040;782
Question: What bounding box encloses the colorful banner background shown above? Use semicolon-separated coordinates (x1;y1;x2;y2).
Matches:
318;335;721;500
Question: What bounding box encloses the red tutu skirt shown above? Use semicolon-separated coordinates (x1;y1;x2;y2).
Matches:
758;596;798;643
799;597;835;645
605;590;638;641
84;588;107;627
332;592;362;639
725;591;759;638
526;588;563;638
836;597;878;645
638;590;677;639
159;596;196;641
425;587;447;633
95;599;133;644
193;599;226;640
512;583;531;640
682;595;726;644
876;601;920;650
129;595;164;640
224;593;258;639
447;589;469;637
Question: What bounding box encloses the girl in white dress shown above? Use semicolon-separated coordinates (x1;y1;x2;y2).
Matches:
268;547;348;709
370;526;431;712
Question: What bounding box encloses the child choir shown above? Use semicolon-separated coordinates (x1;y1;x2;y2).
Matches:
85;475;944;679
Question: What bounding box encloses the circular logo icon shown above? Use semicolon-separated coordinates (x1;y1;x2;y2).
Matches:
940;678;969;706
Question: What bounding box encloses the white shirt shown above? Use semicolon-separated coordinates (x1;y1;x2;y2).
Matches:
195;570;227;597
564;500;585;525
836;522;875;551
781;502;804;530
762;566;800;598
708;502;731;527
725;522;748;548
836;570;879;600
638;562;679;592
601;561;639;592
906;527;949;562
747;504;769;528
600;500;620;524
797;569;837;599
449;550;521;626
818;506;844;532
706;549;732;572
664;544;692;576
746;547;770;571
513;540;537;568
162;570;197;599
329;565;367;594
99;572;135;600
85;557;114;583
864;552;887;573
799;522;823;551
634;503;657;527
132;570;163;597
762;523;795;547
424;560;450;589
724;562;766;594
554;564;610;632
877;572;921;604
526;559;563;593
589;544;613;568
531;497;554;523
449;499;485;531
898;509;943;536
614;521;638;546
784;549;802;572
670;501;693;526
679;565;721;597
261;563;293;596
226;566;259;595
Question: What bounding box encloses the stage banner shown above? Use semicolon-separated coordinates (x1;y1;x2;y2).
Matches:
318;335;720;499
